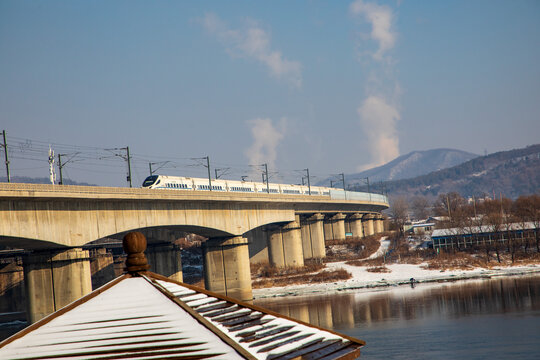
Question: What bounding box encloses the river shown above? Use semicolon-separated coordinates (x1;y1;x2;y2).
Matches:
254;275;540;359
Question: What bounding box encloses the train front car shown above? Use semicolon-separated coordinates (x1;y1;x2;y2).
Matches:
141;175;194;190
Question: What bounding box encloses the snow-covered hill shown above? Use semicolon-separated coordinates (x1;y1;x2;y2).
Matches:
318;148;478;186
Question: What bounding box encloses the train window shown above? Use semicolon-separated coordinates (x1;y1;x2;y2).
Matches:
142;175;159;187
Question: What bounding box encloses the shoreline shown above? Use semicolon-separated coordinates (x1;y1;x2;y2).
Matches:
252;262;540;299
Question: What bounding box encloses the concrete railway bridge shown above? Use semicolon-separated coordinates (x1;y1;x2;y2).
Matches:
0;183;388;322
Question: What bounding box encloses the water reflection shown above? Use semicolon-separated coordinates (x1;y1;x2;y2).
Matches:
254;276;540;330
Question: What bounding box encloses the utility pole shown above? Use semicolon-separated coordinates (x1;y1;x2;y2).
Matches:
125;147;132;188
363;177;369;193
58;154;64;185
149;161;169;176
206;156;212;191
2;130;10;182
305;168;311;195
214;167;229;179
340;173;346;191
57;152;79;185
264;163;269;193
48;146;55;185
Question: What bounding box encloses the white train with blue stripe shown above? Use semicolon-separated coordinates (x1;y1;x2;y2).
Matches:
142;175;331;196
142;175;389;203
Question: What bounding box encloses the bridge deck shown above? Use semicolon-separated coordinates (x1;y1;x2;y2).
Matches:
0;183;389;209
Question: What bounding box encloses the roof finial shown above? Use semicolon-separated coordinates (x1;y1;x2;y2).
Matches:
123;232;150;273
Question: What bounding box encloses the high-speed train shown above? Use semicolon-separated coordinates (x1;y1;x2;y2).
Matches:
141;174;332;196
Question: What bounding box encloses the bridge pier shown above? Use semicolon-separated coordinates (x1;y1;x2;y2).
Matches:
268;220;304;268
23;248;92;323
348;213;365;238
324;213;346;241
363;214;375;236
89;248;115;289
300;213;326;260
203;236;252;302
0;259;25;313
245;226;270;264
331;213;347;241
323;219;333;242
375;215;385;233
146;243;183;283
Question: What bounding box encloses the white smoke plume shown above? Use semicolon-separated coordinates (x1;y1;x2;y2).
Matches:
244;118;286;173
350;0;401;170
356;96;400;170
201;13;302;88
349;0;396;61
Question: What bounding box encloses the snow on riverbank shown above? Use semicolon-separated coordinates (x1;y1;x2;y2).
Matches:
252;261;540;299
368;236;390;259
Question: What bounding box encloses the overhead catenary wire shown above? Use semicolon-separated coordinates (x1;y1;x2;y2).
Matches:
1;133;349;187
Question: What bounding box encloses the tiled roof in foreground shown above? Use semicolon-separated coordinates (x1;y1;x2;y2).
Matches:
153;276;364;359
0;232;364;359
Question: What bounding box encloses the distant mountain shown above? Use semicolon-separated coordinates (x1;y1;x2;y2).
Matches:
0;176;95;186
383;144;540;200
318;148;478;186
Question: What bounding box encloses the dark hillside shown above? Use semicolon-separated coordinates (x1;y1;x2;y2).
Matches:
381;144;540;199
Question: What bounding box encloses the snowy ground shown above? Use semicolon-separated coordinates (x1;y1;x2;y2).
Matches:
367;236;390;259
253;236;540;299
253;262;540;299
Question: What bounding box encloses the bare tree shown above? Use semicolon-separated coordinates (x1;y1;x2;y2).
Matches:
483;199;505;263
433;192;467;228
390;196;409;237
514;194;540;252
514;196;533;253
411;196;430;220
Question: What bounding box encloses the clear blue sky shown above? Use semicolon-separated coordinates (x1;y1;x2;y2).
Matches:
1;0;539;186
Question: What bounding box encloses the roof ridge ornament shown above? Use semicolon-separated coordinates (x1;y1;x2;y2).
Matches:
123;231;150;273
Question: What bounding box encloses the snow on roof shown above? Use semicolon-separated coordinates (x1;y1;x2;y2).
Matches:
411;223;434;228
432;222;536;238
1;271;364;360
153;277;362;360
0;275;247;360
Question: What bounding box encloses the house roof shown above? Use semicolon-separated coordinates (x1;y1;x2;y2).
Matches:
0;232;364;360
432;222;536;238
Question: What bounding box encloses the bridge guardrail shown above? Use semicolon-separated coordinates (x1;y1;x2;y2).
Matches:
329;189;388;204
0;182;389;205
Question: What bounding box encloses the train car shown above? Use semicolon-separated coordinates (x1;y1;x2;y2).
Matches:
254;182;280;194
224;179;256;193
319;187;332;196
192;178;227;191
280;184;304;195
